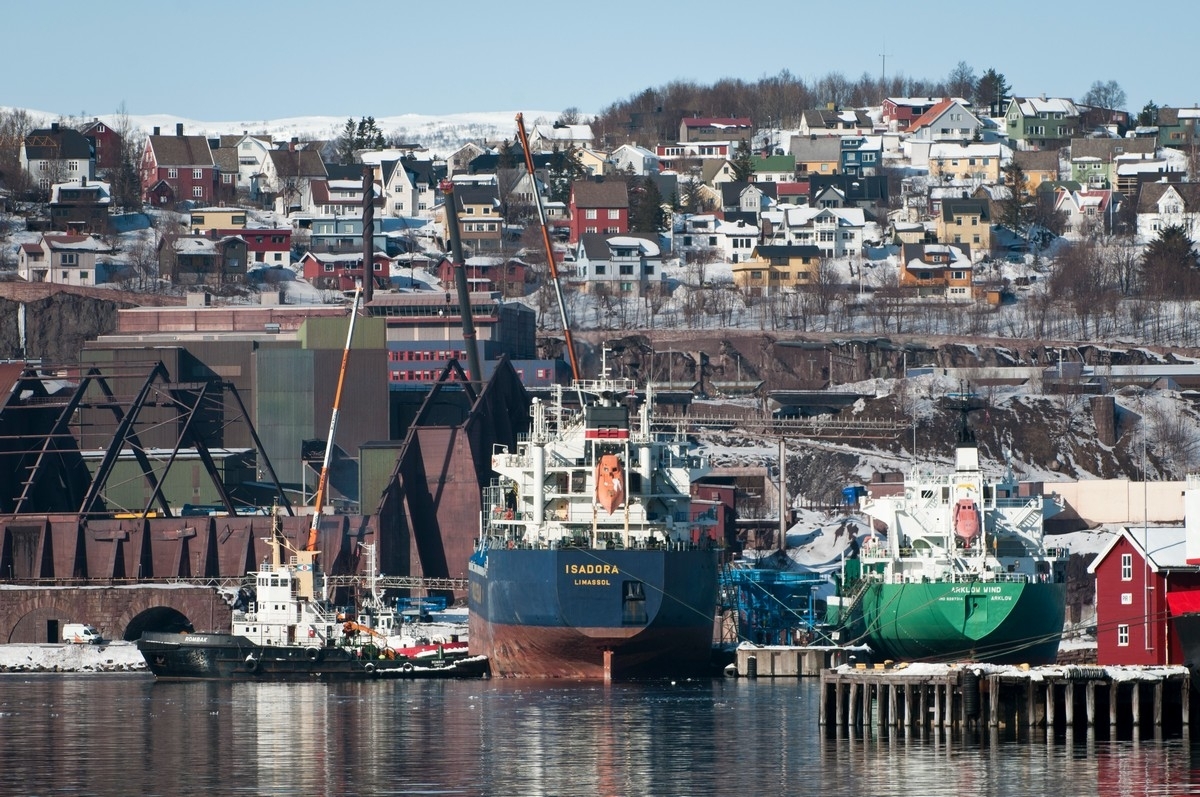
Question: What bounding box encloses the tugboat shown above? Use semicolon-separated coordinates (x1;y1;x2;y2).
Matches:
468;366;722;679
833;396;1069;664
136;520;486;680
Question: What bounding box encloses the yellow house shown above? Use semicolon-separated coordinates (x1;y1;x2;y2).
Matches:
1013;149;1059;193
575;147;609;177
189;206;247;234
929;143;1005;184
936;198;991;256
733;245;824;295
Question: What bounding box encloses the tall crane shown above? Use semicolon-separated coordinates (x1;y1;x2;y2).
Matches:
514;113;580;381
306;284;361;553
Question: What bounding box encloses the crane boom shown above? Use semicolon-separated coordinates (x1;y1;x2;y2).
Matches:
306;284;361;552
515;113;580;381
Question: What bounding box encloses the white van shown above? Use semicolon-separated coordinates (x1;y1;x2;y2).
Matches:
62;623;102;644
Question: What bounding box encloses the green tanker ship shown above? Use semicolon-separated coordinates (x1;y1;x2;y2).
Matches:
834;401;1069;665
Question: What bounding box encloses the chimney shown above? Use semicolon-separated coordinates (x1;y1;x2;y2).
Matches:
176;123;184;136
51;122;60;132
289;137;297;152
153;126;160;136
81;176;87;187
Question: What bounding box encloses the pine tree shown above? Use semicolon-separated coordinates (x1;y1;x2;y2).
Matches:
731;139;754;182
998;161;1030;232
628;177;665;233
1141;224;1199;298
974;68;1011;116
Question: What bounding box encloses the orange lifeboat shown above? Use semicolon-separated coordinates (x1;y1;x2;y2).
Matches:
953;498;981;544
594;454;625;514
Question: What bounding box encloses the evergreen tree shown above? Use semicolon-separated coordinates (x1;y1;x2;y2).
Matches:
1141;224;1200;298
998;161;1030;231
335;116;386;164
731;139;754;182
1137;101;1160;128
628;177;665;233
974;68;1011;116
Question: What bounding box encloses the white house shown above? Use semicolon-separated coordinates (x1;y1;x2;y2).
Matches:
528;124;594;151
677;215;759;264
229;134;273;191
609;144;660;176
761;205;866;258
907;99;984;143
20;124;94;190
574;233;663;296
18;233;112;285
379;158;438;219
1136;182;1200;244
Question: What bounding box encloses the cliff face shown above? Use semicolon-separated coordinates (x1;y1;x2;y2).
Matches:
0;285;182;363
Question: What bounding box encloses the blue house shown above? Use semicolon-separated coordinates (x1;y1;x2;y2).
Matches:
839;135;883;178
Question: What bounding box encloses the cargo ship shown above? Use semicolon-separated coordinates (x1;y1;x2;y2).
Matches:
137;523;486;680
834;399;1069;664
468;374;722;679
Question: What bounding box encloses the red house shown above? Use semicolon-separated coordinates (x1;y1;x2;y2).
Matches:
568;179;629;244
434;256;526;298
1087;526;1200;667
80;118;124;172
881;97;943;131
215;227;292;268
140;124;217;206
298;251;390;291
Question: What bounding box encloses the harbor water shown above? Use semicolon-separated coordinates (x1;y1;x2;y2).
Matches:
0;674;1197;796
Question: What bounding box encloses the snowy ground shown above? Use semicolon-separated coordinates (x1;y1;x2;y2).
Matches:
0;641;146;674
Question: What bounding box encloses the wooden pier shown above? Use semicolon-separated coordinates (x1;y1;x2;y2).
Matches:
819;664;1190;730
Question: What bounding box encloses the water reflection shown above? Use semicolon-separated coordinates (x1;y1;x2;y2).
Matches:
0;675;1196;796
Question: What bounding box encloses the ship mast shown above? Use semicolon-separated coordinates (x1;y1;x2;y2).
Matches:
307;283;361;553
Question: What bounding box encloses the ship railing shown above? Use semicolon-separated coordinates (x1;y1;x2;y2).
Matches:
480;534;717;552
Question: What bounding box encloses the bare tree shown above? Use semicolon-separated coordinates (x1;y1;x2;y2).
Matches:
1082;80;1127;111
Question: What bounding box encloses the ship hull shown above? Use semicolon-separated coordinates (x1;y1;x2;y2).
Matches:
136;632;487;681
858;580;1066;665
469;547;719;678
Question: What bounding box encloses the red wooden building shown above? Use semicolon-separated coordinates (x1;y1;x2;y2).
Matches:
140;124;217;206
214;227;292;268
298;251;390;291
1087;526;1200;667
567;179;629;244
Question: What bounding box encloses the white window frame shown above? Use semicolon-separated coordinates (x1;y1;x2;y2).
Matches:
1117;624;1129;647
1121;553;1133;581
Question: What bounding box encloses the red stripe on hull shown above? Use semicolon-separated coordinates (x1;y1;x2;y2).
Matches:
471;618;714;679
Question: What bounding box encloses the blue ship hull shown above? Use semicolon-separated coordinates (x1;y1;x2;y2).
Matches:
469;546;719;678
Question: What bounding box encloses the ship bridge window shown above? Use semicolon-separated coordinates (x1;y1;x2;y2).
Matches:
622;581;647;624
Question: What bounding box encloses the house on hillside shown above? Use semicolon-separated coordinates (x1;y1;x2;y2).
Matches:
881;97;946;131
808;174;889;211
1013;150;1060;192
936;198;991;256
797;108;872;136
751;154;796;183
839;136;882;177
189;207;247;234
609;144;660;176
381;157;438;218
761;205;866;258
434;256;526;298
791;136;842;176
1004;97;1080;150
49;177;111;233
140;125;217;206
80;118;124;173
679;117;753;144
1135;182;1200;244
20;123;94;191
1069;138;1157;189
446;142;486;177
1055;188;1117;237
927;143;1008;185
732;244;824;295
169;235;248;287
528;123;594;151
18;233;113;285
217;227;292;269
899;243;973;300
574;233;662;297
298;250;391;291
1156;107;1200;150
907;98;983;143
720;182;771;216
260;147;327;214
568;180;629;244
446;184;503;255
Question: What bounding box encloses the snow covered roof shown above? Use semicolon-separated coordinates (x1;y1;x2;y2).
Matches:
1013;97;1079;117
1086;526;1196;573
43;234;112;252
